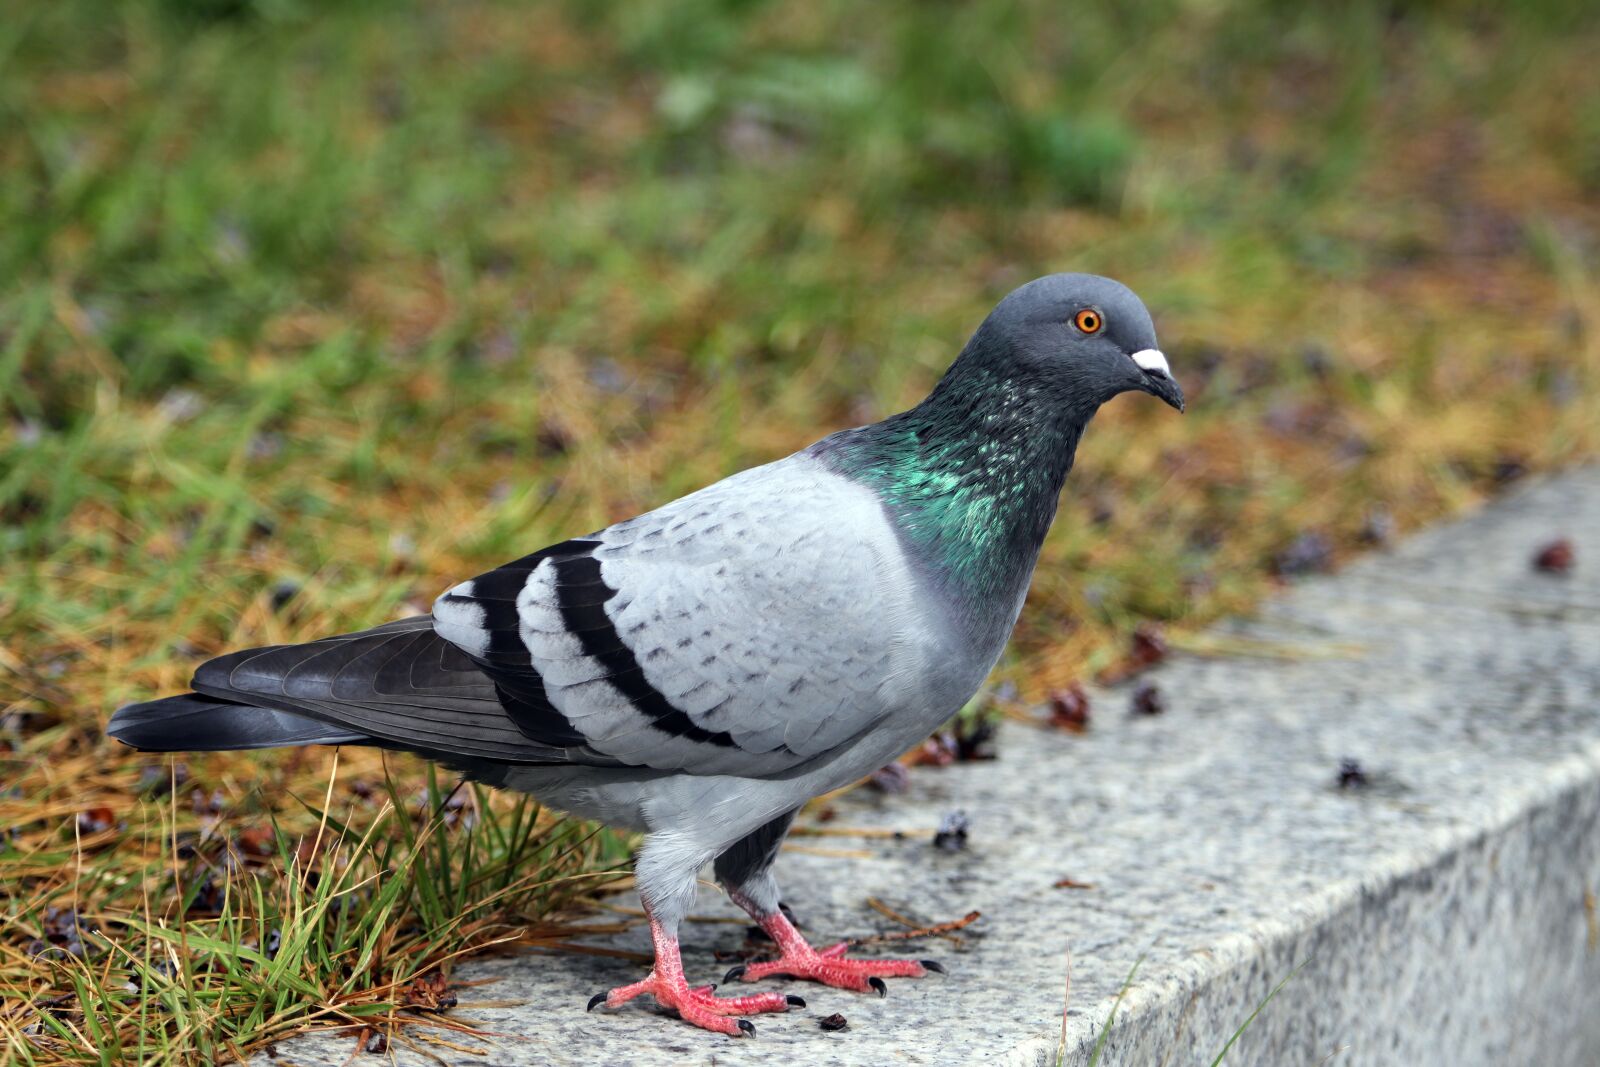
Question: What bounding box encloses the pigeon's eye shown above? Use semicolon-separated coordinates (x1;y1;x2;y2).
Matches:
1073;309;1103;334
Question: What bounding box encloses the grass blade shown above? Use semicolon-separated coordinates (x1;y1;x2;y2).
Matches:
1209;958;1309;1066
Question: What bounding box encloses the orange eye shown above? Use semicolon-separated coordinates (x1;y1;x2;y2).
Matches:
1074;309;1103;334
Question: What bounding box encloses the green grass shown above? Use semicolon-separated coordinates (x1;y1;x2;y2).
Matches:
1209;959;1308;1067
1084;955;1142;1067
3;757;628;1063
3;0;1599;1061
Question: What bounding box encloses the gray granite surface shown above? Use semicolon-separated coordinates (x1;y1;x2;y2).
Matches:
270;466;1600;1066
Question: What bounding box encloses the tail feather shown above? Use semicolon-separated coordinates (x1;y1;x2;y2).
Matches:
107;693;368;752
107;615;578;765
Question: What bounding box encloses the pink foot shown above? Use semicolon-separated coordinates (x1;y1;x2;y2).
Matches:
588;920;801;1036
724;911;947;995
588;978;800;1036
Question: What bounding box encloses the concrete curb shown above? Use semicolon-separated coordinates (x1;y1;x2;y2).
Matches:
271;466;1600;1067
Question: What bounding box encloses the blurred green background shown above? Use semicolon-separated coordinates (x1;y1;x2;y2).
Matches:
1;0;1598;1058
4;0;1598;699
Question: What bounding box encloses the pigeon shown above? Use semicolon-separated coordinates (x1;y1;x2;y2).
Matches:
108;273;1183;1037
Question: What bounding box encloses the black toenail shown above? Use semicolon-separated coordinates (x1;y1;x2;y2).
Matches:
586;992;607;1012
921;959;947;974
868;977;887;997
787;994;806;1008
723;964;748;983
737;1019;756;1037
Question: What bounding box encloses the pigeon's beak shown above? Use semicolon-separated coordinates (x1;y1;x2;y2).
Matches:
1132;349;1185;413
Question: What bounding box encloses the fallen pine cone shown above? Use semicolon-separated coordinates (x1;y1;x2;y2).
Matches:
1533;538;1574;574
1130;682;1165;716
1337;758;1368;789
400;971;457;1012
1096;623;1170;685
1048;684;1091;732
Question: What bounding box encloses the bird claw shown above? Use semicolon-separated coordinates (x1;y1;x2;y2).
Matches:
730;938;933;994
588;971;794;1036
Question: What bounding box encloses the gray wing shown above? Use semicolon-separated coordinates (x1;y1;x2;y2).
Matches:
433;456;926;776
184;616;587;764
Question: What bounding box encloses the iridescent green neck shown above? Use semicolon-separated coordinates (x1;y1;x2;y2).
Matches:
813;354;1092;603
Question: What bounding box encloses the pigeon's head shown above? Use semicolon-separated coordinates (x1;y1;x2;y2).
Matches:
980;273;1184;414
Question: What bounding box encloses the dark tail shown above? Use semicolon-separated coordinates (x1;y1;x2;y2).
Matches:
106;615;569;764
107;693;368;751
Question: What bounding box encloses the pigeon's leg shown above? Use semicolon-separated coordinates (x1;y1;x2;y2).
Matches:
588;834;799;1036
715;812;943;994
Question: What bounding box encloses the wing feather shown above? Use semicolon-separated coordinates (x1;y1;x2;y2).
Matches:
432;456;926;775
189;617;592;764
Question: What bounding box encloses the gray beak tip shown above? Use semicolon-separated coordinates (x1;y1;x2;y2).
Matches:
1146;371;1185;413
1130;349;1183;413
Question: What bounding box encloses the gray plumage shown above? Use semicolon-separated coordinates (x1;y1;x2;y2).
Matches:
109;272;1183;1032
